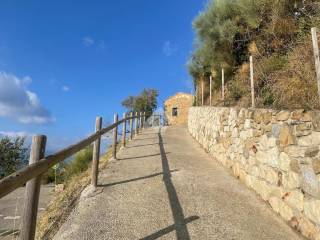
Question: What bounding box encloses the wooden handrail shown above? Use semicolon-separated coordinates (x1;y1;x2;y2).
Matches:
0;115;138;199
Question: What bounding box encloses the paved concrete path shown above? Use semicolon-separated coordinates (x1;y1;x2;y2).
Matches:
54;126;302;240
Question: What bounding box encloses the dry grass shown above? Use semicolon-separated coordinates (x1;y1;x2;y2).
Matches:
35;143;121;240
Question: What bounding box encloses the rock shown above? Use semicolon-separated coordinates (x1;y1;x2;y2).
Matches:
263;166;279;185
269;197;281;213
262;112;272;124
276;111;290;121
305;146;320;157
263;124;272;133
279;125;296;146
268;137;277;148
298;132;320;146
313;158;320;174
252;178;271;201
244;119;252;129
279;152;291;172
311;112;320;131
283;171;300;189
290;159;301;173
302;112;313;122
300;164;320;198
256;147;279;168
282;190;304;211
279;201;294;221
231;127;239;138
271;124;281;138
296;122;312;131
297;216;318;240
239;129;254;140
291;110;304;120
233;162;240;178
304;199;320;224
285;146;306;158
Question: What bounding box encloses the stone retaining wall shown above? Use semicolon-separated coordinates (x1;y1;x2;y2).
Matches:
188;107;320;239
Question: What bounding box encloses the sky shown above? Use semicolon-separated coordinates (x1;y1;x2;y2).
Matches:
0;0;207;152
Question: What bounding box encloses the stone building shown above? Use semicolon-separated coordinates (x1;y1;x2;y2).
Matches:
164;92;193;126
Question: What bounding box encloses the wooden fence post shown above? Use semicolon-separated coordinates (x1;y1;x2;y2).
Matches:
20;135;47;240
222;68;225;101
201;79;204;106
135;112;139;135
112;113;118;160
209;76;212;106
129;112;133;140
91;116;102;187
250;56;255;108
195;86;197;106
122;112;126;147
311;27;320;98
139;112;143;131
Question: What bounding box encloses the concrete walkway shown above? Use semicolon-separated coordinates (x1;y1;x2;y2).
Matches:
54;126;302;240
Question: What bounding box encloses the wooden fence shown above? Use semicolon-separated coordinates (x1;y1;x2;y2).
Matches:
0;111;146;240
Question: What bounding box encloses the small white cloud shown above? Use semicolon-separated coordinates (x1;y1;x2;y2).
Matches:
0;72;54;124
82;37;95;47
162;41;178;57
62;85;70;92
98;40;106;49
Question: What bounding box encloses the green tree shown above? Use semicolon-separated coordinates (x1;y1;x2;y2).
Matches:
122;89;159;117
0;136;29;178
188;0;320;108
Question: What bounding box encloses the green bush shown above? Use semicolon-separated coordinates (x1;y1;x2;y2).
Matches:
65;146;93;178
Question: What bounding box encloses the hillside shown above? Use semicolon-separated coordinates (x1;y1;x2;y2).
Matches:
188;0;320;110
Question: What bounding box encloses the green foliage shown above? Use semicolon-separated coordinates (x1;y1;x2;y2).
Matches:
122;89;159;117
65;146;93;178
0;136;28;178
189;0;320;109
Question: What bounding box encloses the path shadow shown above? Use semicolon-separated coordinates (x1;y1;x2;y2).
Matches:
139;216;199;240
134;137;158;141
140;128;197;240
98;170;178;188
118;153;170;161
126;143;160;149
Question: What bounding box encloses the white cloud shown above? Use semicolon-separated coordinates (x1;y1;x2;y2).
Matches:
98;40;106;49
162;41;178;56
82;37;95;47
0;72;54;124
82;37;106;50
62;85;70;92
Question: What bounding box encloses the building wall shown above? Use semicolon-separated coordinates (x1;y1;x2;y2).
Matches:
164;93;193;126
188;106;320;240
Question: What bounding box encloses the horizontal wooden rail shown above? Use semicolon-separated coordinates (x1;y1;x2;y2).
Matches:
0;115;138;199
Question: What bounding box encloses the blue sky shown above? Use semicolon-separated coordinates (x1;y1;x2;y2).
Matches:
0;0;207;152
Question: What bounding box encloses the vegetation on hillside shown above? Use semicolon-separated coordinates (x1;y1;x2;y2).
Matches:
122;88;159;117
188;0;320;109
46;145;93;184
0;136;28;179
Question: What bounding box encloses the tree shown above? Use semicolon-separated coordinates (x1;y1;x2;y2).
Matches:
188;0;320;109
0;136;29;178
122;89;159;117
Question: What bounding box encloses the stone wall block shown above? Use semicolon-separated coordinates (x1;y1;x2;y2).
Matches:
188;107;320;239
283;171;301;190
279;124;296;146
277;111;291;121
282;190;304;211
304;199;320;225
279;152;291;172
